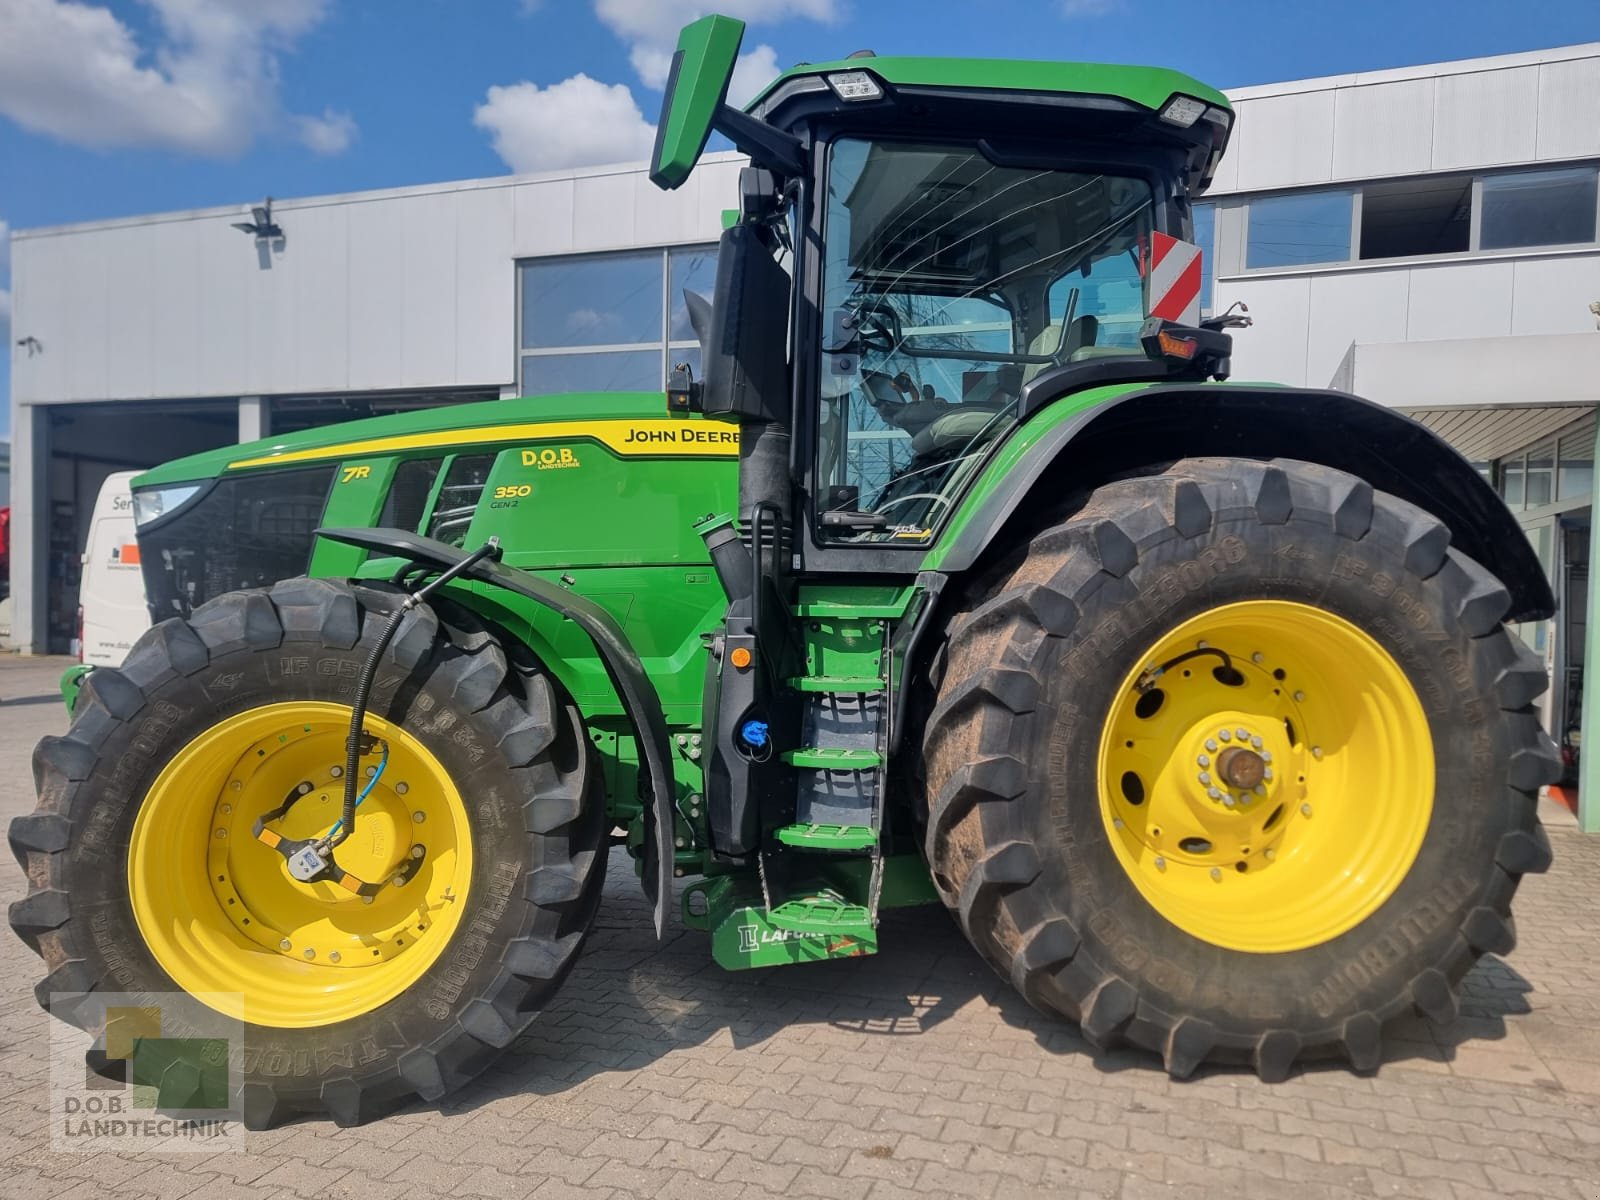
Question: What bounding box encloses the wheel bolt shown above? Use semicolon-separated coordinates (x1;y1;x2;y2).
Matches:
1250;736;1263;750
675;837;686;848
298;782;312;795
367;765;378;777
1154;856;1166;870
329;951;341;964
1252;652;1264;664
1235;728;1249;741
1210;867;1223;881
279;939;292;951
231;780;242;791
1261;751;1272;763
1301;803;1313;817
1197;640;1210;649
1199;772;1212;785
303;948;315;960
1263;768;1274;782
215;829;227;839
396;782;409;796
1311;746;1323;760
1254;784;1266;796
1218;729;1232;742
1222;795;1236;808
1294;691;1306;703
220;804;232;815
1208;787;1223;800
1205;738;1218;752
1198;754;1211;768
330;766;343;778
410;846;424;859
1265;848;1277;861
1113;818;1125;830
412;811;425;824
361;896;374;905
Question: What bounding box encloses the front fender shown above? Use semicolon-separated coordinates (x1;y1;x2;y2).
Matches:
316;527;678;937
930;383;1553;622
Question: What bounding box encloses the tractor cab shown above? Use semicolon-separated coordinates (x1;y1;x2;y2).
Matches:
652;14;1234;565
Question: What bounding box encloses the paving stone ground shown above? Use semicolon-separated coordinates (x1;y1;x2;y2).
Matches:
1;653;1598;1199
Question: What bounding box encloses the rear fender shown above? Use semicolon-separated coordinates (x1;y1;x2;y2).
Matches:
936;384;1554;621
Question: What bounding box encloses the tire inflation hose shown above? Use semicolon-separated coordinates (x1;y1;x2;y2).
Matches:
329;537;502;850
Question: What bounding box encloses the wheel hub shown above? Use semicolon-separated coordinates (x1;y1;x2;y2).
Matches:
1098;601;1433;953
128;703;475;1027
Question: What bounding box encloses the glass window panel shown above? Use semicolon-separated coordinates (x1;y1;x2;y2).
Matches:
522;350;663;396
668;246;720;343
1192;203;1216;313
1480;168;1599;250
1501;458;1525;509
1358;176;1471;259
1560;431;1594;500
378;457;443;534
1526;441;1555;508
521;251;663;348
1245;191;1353;269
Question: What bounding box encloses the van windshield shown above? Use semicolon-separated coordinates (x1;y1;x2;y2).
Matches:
816;137;1154;542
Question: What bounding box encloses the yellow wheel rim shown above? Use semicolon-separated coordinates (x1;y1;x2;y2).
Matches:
1097;601;1432;954
128;702;473;1027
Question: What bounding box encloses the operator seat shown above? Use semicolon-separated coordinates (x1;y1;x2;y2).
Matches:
906;314;1101;456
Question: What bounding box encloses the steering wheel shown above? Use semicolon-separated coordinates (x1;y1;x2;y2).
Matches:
851;297;903;354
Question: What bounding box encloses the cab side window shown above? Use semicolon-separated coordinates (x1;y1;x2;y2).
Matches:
378;458;444;533
426;454;497;547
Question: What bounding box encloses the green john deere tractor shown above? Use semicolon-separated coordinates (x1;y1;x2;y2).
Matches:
11;14;1557;1126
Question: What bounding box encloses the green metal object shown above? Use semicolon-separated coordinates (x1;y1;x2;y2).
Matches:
748;55;1230;119
783;747;882;769
59;664;93;715
775;823;877;850
649;14;747;190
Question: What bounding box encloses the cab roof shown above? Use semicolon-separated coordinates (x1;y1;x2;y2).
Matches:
748;56;1230;118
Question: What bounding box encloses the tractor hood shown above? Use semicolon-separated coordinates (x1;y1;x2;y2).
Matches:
133;393;676;489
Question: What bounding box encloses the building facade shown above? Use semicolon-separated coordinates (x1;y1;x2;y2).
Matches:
5;42;1599;811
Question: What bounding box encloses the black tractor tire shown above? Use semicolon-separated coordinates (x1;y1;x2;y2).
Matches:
9;578;606;1127
922;457;1558;1080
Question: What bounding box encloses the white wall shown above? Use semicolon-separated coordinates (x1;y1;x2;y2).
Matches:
9;155;744;407
1211;45;1600;198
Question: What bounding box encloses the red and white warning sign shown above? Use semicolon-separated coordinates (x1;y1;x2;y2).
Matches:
1147;231;1203;325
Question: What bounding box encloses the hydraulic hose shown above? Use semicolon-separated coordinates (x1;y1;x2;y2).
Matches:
328;537;502;850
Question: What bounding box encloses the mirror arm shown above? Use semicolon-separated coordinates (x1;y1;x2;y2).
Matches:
714;105;806;180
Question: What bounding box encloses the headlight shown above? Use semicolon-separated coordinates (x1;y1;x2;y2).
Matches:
133;484;203;528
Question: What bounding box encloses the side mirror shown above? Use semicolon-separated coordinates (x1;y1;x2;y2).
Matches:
650;14;745;191
701;223;791;425
650;12;804;192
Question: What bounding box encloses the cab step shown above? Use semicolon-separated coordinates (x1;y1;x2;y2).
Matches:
767;892;873;936
775;823;877;851
787;675;884;694
782;746;882;769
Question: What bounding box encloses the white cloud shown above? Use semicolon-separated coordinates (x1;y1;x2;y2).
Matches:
1059;0;1121;15
0;0;356;157
473;0;835;174
473;74;656;174
595;0;837;93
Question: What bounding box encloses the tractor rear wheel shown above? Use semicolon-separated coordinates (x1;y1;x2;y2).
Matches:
9;578;605;1126
923;458;1557;1079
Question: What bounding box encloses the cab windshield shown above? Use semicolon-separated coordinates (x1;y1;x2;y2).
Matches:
817;137;1155;543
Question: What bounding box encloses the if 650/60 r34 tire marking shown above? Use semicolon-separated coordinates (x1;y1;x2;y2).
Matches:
8;577;607;1128
922;457;1557;1081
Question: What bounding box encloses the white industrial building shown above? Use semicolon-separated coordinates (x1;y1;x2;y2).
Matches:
5;40;1600;816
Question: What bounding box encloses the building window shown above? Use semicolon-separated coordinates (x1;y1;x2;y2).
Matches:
1359;175;1471;260
1559;419;1596;502
518;245;718;396
1192;202;1216;314
1480;166;1599;251
1245;190;1353;269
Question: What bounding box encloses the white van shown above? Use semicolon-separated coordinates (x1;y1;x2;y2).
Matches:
78;471;150;665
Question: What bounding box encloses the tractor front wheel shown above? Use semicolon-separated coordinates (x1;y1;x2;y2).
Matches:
9;578;606;1126
923;458;1557;1079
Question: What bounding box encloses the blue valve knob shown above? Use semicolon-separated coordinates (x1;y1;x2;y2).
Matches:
740;720;770;749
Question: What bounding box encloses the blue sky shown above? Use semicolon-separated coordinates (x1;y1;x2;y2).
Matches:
2;0;1597;434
